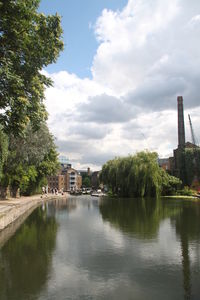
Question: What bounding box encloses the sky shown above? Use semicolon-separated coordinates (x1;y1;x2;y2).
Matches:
39;0;200;170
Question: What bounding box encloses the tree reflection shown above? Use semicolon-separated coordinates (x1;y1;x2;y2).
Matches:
99;197;180;239
0;205;58;300
100;197;200;299
172;203;200;300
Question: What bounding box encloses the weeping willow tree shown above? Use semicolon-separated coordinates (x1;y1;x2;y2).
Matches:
100;151;181;198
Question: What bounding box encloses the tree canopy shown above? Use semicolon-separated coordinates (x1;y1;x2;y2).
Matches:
0;0;63;197
0;0;63;134
82;176;91;188
2;123;60;195
100;151;182;198
0;125;8;178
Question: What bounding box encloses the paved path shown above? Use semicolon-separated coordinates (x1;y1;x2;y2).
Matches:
0;194;67;231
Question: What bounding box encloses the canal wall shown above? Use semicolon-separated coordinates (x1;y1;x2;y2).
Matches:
0;194;66;232
0;203;37;248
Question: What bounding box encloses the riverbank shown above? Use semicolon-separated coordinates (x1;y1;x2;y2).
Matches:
162;195;200;201
0;193;67;232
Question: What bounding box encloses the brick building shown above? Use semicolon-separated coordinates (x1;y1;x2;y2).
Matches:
48;167;82;192
158;158;170;171
48;175;65;191
167;96;200;189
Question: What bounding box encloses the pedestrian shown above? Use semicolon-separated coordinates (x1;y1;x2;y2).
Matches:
42;186;45;195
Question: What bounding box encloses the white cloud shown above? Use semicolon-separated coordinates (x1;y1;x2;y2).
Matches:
92;0;180;94
188;14;200;27
44;0;200;169
78;94;136;123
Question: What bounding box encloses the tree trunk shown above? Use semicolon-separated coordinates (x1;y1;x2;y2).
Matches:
0;186;10;199
10;186;20;198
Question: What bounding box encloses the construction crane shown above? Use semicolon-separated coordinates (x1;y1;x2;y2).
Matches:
188;114;198;146
188;114;200;189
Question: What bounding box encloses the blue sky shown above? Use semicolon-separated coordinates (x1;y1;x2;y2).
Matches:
39;0;127;78
40;0;200;169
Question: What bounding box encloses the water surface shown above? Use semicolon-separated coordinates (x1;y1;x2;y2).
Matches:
0;196;200;299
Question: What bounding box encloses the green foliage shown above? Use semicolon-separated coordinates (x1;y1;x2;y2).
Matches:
161;169;182;195
82;176;91;187
0;0;63;197
0;126;8;178
9;164;37;194
184;148;200;186
100;151;182;198
0;0;63;134
177;186;194;196
175;148;200;186
3;123;59;195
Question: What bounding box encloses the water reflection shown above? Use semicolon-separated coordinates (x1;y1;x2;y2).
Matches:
99;197;180;239
0;202;58;300
0;197;199;300
172;202;200;300
45;198;77;215
100;197;200;299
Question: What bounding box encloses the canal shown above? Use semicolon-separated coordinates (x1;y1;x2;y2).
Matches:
0;196;200;299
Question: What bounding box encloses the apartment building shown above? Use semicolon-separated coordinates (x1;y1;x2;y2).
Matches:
48;167;82;192
48;175;65;191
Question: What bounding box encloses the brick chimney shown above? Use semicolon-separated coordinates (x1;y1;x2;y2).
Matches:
177;96;185;148
87;167;91;176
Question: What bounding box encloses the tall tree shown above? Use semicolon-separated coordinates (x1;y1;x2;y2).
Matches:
82;176;91;188
3;123;60;196
0;125;8;178
0;0;63;134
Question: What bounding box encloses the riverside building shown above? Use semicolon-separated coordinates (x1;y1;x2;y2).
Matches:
160;96;200;189
48;165;82;192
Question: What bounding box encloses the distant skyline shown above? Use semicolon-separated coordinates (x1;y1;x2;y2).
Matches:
40;0;200;170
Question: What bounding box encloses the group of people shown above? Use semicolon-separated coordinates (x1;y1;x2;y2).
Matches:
51;187;58;195
41;186;64;197
41;186;48;196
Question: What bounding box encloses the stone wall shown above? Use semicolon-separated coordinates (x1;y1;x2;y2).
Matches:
0;195;62;231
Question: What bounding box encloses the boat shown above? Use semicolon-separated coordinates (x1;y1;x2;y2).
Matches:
91;190;106;197
70;190;82;196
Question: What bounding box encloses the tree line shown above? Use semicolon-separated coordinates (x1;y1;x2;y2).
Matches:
100;151;182;198
0;0;63;197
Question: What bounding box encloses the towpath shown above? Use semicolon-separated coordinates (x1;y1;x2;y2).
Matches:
0;193;67;231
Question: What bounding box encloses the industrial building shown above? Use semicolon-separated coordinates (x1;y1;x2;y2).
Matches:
166;96;200;189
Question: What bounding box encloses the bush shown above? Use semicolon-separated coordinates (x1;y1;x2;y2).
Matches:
177;186;194;196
